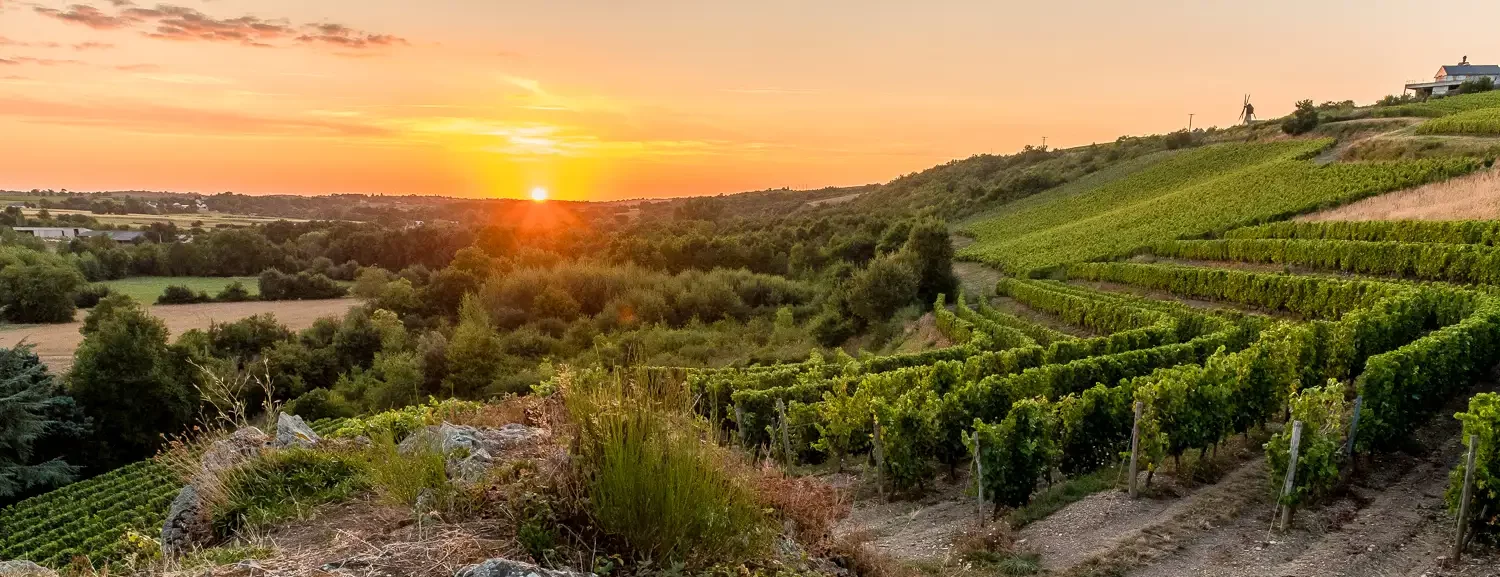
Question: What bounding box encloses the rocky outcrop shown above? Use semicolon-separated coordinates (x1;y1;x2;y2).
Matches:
199;427;270;474
159;485;211;558
455;558;594;577
398;423;542;485
162;426;273;558
0;561;58;577
274;413;321;449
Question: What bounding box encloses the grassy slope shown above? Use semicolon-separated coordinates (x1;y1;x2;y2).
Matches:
1415;107;1500;135
1373;90;1500;118
100;276;260;303
958;139;1481;273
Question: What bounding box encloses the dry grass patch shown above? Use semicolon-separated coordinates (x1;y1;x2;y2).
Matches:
1297;167;1500;221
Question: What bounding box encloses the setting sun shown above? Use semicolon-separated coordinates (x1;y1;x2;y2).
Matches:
530;187;549;202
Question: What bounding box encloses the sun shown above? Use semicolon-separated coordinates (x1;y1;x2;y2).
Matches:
529;186;549;202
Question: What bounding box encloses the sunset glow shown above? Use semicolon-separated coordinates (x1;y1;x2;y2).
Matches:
1;0;1496;200
530;187;549;202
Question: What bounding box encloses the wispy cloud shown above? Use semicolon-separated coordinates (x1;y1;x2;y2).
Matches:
0;95;397;139
720;87;824;95
0;36;63;48
113;63;158;71
0;57;87;66
34;3;407;52
74;41;115;50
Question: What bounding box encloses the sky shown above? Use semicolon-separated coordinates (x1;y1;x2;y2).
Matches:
0;0;1494;201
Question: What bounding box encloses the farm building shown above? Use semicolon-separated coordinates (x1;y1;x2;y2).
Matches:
89;230;147;242
1404;56;1500;97
12;226;94;239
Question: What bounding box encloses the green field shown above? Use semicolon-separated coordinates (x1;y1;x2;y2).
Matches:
99;276;260;303
957;140;1481;273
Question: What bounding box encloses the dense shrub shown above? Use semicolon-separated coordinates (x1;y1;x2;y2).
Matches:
258;269;348;301
216;281;253;302
214;449;369;536
156;285;212;305
73;284;112;309
1281;99;1321;135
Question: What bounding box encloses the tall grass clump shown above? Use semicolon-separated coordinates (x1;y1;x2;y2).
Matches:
562;368;773;566
213;449;369;537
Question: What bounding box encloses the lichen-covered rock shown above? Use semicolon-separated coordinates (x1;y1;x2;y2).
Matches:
398;422;543;485
199;426;269;474
455;558;594;577
159;484;211;558
274;413;321;449
0;561;58;577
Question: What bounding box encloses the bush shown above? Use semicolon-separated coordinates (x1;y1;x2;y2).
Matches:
214;449;369;536
157;285;212;305
74;284;112;309
283;388;356;422
565;369;772;566
216;281;253;302
258;269;348;301
1282;99;1321;135
0;262;85;323
1458;76;1494;94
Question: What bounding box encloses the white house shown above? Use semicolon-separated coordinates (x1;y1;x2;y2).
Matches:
12;226;94;239
1405;57;1500;97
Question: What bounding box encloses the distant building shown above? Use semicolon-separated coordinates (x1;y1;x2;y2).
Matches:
1405;56;1500;97
12;226;93;239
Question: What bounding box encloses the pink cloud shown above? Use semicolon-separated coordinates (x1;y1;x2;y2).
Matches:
35;3;407;52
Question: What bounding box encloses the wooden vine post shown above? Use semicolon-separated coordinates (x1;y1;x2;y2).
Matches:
1278;420;1304;532
1129;401;1143;498
775;399;792;472
973;429;984;508
872;413;886;502
1453;434;1478;562
734;405;747;449
1344;395;1363;459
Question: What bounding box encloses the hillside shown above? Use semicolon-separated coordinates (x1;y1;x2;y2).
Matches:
7;90;1500;577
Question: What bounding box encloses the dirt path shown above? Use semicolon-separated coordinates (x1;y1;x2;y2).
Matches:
0;298;359;371
832;475;981;564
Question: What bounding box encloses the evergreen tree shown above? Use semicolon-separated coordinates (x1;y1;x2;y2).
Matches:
1;344;89;500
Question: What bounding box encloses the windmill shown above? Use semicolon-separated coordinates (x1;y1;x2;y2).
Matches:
1238;94;1256;125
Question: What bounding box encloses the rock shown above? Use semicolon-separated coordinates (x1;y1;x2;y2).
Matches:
200;427;270;474
274;413;321;449
160;484;211;558
0;561;58;577
399;422;544;485
455;558;594;577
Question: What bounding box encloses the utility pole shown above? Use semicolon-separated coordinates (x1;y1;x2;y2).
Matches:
1041;136;1048;150
1188;113;1195;131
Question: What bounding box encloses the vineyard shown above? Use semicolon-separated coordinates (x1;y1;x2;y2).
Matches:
0;418;346;568
1372;89;1500;118
957;139;1482;274
1416;107;1500;136
7;131;1500;574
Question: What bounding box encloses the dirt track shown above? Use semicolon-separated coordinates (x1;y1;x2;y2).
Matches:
0;298;359;372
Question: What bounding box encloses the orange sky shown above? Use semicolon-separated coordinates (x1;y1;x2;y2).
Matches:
1;0;1494;201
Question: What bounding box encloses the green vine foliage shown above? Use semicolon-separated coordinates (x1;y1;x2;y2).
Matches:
811;376;873;471
1449;392;1500;543
874;389;940;491
968;398;1057;509
1055;384;1133;475
1265;381;1347;508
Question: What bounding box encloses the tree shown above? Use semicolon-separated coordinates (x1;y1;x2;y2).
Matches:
67;295;196;467
0;263;85;323
443;294;504;398
0;344;89;500
902;219;958;304
1281;99;1320;135
844;253;919;325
